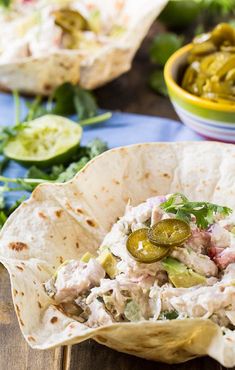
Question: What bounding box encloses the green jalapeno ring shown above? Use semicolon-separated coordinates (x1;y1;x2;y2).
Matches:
126;228;170;264
148;219;191;247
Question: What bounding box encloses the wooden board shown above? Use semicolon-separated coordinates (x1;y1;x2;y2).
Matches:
0;22;234;370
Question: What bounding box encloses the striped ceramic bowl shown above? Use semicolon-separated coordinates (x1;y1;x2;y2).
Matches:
164;44;235;142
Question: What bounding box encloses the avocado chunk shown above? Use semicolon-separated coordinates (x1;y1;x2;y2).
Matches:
80;252;95;263
162;257;206;288
97;250;117;278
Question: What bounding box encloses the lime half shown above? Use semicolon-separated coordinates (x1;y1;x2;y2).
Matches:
4;115;82;167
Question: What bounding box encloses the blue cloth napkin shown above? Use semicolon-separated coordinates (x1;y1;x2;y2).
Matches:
0;92;203;185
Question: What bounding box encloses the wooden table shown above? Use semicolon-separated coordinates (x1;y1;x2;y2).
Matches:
0;23;231;370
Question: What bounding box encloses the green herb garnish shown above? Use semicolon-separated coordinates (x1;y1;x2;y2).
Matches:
25;82;103;122
0;0;11;7
160;193;232;229
150;33;184;67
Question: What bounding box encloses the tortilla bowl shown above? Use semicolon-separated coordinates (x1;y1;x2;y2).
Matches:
0;0;168;95
1;142;235;366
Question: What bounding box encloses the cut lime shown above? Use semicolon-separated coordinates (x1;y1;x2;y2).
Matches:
4;115;82;168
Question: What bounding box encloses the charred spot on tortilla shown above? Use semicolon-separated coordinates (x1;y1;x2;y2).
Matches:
163;173;170;179
86;219;96;227
55;209;63;218
28;336;36;342
59;256;64;264
38;211;47;219
63;236;67;240
8;242;28;251
21;292;24;296
113;179;120;185
76;242;79;249
38;302;42;309
13;289;18;296
76;208;84;214
50;316;58;324
16;265;24;271
65;202;73;210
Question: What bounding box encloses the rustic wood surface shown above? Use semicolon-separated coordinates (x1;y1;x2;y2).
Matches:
0;22;232;370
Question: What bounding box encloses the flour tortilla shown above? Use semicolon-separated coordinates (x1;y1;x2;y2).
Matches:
0;0;168;95
1;142;235;366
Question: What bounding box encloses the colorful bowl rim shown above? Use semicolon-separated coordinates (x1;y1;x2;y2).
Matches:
164;43;235;114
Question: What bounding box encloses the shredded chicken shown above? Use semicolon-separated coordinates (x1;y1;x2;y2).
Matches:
171;247;218;277
86;299;113;328
54;259;105;303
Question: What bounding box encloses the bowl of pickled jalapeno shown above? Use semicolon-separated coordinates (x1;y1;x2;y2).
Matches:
164;23;235;142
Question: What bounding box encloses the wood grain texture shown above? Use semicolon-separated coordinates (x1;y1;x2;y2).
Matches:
0;264;64;370
68;340;228;370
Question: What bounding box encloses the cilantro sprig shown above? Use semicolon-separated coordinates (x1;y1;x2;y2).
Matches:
160;193;232;229
0;0;11;7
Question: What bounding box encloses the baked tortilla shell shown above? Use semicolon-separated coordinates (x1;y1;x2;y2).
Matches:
0;0;168;95
1;142;235;366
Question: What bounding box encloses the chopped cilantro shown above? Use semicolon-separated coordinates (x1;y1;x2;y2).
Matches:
161;193;232;229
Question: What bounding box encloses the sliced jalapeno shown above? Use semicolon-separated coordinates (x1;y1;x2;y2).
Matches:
148;219;191;247
126;228;170;264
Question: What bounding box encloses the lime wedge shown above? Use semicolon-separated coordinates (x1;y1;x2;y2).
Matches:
4;115;82;167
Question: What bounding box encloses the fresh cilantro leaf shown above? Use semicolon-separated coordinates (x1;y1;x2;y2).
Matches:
8;196;27;214
86;138;108;159
0;211;7;228
150;33;184;67
56;157;89;182
24;83;110;125
51;82;77;116
26;166;57;181
0;0;11;8
73;86;97;120
0;186;27;230
161;193;232;229
49;82;98;120
201;0;235;15
149;70;168;96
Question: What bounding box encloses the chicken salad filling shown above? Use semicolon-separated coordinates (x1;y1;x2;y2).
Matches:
44;193;235;329
0;0;127;63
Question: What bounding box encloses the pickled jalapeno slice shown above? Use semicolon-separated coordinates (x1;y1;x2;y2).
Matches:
181;22;235;104
126;228;170;264
148;219;191;247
